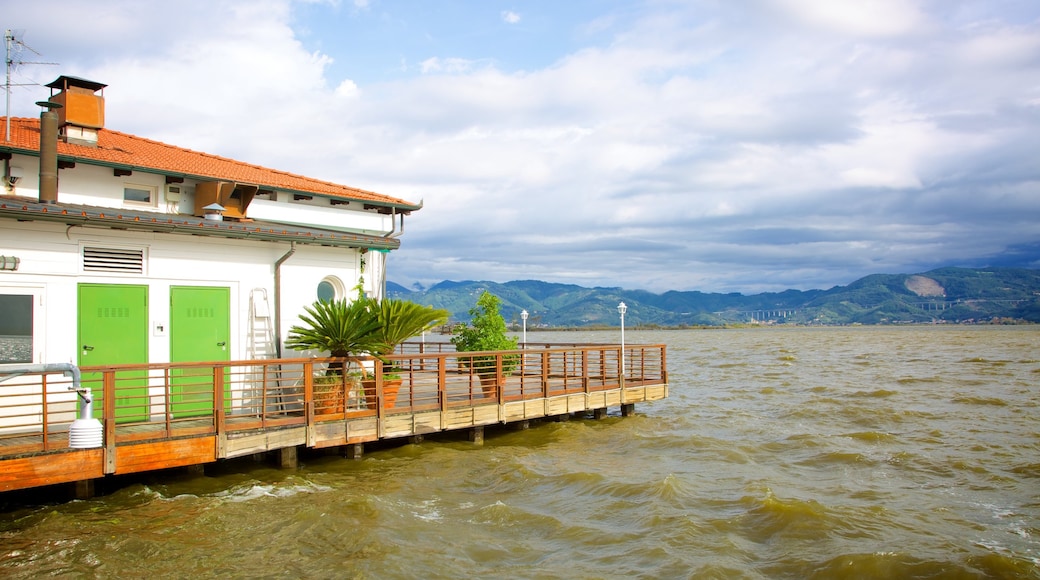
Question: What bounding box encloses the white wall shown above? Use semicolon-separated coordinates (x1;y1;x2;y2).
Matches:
0;219;365;365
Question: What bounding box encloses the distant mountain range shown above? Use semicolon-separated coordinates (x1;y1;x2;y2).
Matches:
388;267;1040;327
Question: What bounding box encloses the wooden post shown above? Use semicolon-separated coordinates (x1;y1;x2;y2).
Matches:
582;349;590;392
469;426;484;445
593;408;607;420
73;479;95;500
541;351;550;398
103;370;116;474
214;366;226;439
621;403;635;417
512;420;530;431
345;443;364;460
279;446;298;469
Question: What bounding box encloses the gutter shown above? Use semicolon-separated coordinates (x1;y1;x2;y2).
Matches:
0;196;402;251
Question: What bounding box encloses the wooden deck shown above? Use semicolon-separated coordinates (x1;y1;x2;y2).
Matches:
0;343;667;493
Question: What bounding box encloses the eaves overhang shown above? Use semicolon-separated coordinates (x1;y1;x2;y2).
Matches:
0;140;423;215
0;196;400;251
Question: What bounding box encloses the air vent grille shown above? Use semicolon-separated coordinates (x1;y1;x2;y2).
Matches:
83;246;145;274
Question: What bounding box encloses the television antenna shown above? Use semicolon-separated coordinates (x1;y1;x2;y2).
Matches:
5;29;59;142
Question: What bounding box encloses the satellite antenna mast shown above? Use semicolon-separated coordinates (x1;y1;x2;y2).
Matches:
5;29;58;142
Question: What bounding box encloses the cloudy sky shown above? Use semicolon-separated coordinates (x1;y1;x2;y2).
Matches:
5;0;1039;293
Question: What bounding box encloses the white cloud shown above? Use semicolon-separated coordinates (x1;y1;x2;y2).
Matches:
419;57;477;74
5;0;1038;292
770;0;929;37
502;11;521;25
335;79;361;98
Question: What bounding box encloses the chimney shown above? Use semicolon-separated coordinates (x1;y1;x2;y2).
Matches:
36;100;61;204
44;76;107;147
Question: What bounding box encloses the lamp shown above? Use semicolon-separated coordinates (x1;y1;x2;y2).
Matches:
617;301;627;377
0;256;19;271
520;309;528;348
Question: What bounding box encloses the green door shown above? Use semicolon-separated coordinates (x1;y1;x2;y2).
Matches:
170;286;230;417
78;284;149;422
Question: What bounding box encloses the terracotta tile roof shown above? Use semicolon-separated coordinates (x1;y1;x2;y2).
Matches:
1;117;419;211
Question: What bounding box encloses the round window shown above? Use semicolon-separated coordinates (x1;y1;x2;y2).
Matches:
317;277;342;302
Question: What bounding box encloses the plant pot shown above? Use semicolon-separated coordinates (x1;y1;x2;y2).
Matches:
313;376;345;415
362;378;403;409
479;375;498;399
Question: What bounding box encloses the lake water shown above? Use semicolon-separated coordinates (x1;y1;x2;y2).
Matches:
0;326;1037;578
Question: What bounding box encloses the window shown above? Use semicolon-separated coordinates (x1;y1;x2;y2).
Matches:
0;292;36;363
124;184;156;206
317;276;344;302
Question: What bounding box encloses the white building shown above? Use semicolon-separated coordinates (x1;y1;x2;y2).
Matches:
0;75;421;369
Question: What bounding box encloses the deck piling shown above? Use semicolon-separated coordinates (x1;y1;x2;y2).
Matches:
73;479;94;500
345;443;364;460
279;446;298;469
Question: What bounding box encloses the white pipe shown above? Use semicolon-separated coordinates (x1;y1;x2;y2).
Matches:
0;363;101;448
0;362;81;392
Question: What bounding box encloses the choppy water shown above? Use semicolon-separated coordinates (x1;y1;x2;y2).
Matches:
1;326;1038;579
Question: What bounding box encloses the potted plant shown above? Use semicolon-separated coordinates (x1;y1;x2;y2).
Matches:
285;297;379;415
312;371;361;415
286;295;448;411
451;291;520;398
359;297;448;408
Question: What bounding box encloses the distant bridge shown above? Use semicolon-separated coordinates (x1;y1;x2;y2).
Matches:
713;309;799;322
908;299;1030;310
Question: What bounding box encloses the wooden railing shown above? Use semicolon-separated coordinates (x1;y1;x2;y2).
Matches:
0;343;667;457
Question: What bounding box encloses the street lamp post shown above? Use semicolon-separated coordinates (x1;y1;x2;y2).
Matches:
520;309;528;348
617;301;627;378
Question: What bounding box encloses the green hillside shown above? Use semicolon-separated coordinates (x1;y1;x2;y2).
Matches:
388;267;1040;327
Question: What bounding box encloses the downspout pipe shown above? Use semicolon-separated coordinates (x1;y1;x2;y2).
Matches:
382;200;421;240
382;207;400;238
36;100;62;204
377;203;415;299
273;241;297;358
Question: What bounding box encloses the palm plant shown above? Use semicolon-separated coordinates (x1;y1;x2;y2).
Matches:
368;298;450;358
285;297;382;364
286;295;448;410
286;296;448;373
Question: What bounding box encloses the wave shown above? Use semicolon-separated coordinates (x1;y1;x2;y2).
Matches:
210;478;331;503
850;389;899;398
952;396;1009;406
803;550;1037;579
843;431;898;443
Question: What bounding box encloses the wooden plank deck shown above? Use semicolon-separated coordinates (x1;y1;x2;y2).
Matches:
0;343;668;493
